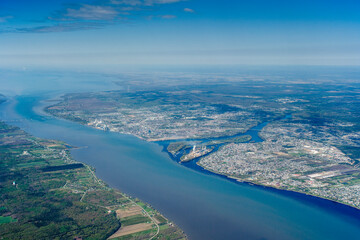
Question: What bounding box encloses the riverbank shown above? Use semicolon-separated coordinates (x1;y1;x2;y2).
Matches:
45;96;360;214
42;90;360;213
155;138;360;215
0;110;187;239
7;94;360;240
196;160;360;212
0;120;118;239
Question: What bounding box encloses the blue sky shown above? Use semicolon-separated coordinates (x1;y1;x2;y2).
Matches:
1;0;360;67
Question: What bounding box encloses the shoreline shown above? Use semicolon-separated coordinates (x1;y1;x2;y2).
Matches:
81;158;189;240
2;97;188;240
40;95;360;218
196;161;360;212
40;100;189;240
45;107;360;214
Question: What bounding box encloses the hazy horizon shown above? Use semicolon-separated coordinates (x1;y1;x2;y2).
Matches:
1;0;360;67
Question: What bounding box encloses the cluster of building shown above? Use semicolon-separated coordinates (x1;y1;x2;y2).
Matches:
82;105;259;141
180;145;213;162
47;91;360;209
199;121;360;208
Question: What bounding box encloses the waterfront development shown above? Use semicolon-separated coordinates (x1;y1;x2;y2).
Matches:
2;0;360;238
46;72;360;210
1;68;360;240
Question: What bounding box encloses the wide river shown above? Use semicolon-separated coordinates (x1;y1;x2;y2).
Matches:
1;92;360;239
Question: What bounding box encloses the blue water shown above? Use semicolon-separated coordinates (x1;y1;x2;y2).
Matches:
0;68;360;240
1;95;359;240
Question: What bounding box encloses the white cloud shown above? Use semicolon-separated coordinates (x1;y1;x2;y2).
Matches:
65;5;119;20
184;8;194;13
5;0;186;34
144;0;184;6
111;0;142;6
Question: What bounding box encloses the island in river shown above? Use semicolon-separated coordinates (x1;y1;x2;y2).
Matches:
0;99;186;239
45;75;360;210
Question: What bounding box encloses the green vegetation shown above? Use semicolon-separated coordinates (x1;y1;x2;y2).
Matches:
167;142;191;156
156;224;188;240
0;121;187;239
120;215;150;226
337;145;360;163
0;122;119;239
206;135;252;145
154;215;167;225
112;229;154;240
0;216;17;224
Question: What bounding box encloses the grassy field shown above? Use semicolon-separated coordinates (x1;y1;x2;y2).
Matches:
0;216;17;224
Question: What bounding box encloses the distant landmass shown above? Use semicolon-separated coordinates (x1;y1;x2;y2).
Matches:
46;76;360;210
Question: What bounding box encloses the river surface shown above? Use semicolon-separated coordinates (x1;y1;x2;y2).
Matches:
0;72;360;239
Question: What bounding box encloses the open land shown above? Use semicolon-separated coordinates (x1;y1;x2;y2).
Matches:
0;98;186;240
45;72;360;209
109;223;153;239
